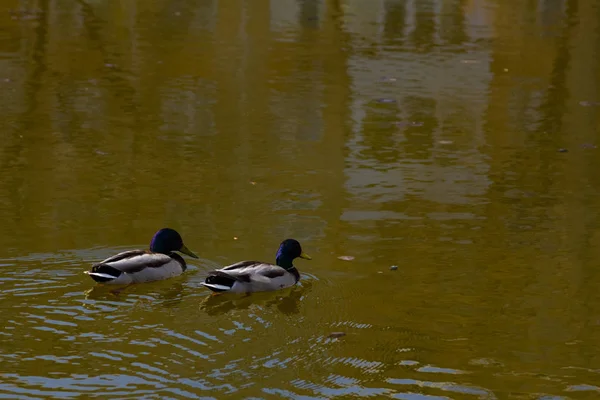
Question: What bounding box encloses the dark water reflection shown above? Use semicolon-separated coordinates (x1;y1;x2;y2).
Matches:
1;0;600;398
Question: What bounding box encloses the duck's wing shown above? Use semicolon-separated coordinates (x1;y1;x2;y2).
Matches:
205;261;287;285
94;250;174;274
215;261;286;280
221;260;265;271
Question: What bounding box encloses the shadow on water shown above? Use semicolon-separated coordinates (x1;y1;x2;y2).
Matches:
199;282;313;316
83;281;188;307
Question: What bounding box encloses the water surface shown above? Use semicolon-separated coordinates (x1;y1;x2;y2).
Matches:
1;0;600;398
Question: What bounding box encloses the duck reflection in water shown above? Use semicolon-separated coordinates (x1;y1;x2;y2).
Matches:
84;281;187;308
199;281;312;316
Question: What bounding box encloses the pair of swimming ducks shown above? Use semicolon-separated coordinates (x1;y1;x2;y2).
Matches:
85;228;311;294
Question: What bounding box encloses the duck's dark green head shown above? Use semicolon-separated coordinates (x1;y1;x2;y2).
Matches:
275;239;311;269
150;228;199;258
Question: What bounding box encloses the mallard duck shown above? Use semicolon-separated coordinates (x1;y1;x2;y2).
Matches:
85;228;199;285
200;239;311;293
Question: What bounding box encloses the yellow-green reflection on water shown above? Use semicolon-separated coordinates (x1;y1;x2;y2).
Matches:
1;0;600;398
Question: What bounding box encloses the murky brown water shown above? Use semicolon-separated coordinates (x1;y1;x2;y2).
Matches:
1;0;600;398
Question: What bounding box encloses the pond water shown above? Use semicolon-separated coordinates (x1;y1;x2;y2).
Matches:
1;0;600;398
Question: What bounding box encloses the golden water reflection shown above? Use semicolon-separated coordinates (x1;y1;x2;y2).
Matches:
1;0;600;398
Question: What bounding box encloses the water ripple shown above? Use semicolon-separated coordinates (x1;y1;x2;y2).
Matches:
387;378;494;398
0;245;598;399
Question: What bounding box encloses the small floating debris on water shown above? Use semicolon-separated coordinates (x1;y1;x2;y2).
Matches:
249;181;257;185
460;59;479;64
581;143;597;149
105;63;116;68
557;148;568;153
376;98;397;104
390;265;398;271
233;237;238;240
438;140;453;145
337;255;354;261
380;76;397;82
503;68;509;72
327;332;346;339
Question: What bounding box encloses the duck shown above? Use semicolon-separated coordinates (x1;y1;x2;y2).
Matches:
200;239;311;293
85;228;199;285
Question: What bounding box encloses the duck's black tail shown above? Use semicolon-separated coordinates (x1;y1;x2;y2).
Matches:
85;264;122;283
201;273;236;292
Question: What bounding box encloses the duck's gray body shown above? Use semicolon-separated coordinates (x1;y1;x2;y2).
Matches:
86;250;187;285
200;260;300;293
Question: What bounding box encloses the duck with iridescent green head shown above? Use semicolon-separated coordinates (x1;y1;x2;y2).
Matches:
200;239;311;293
85;228;199;285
